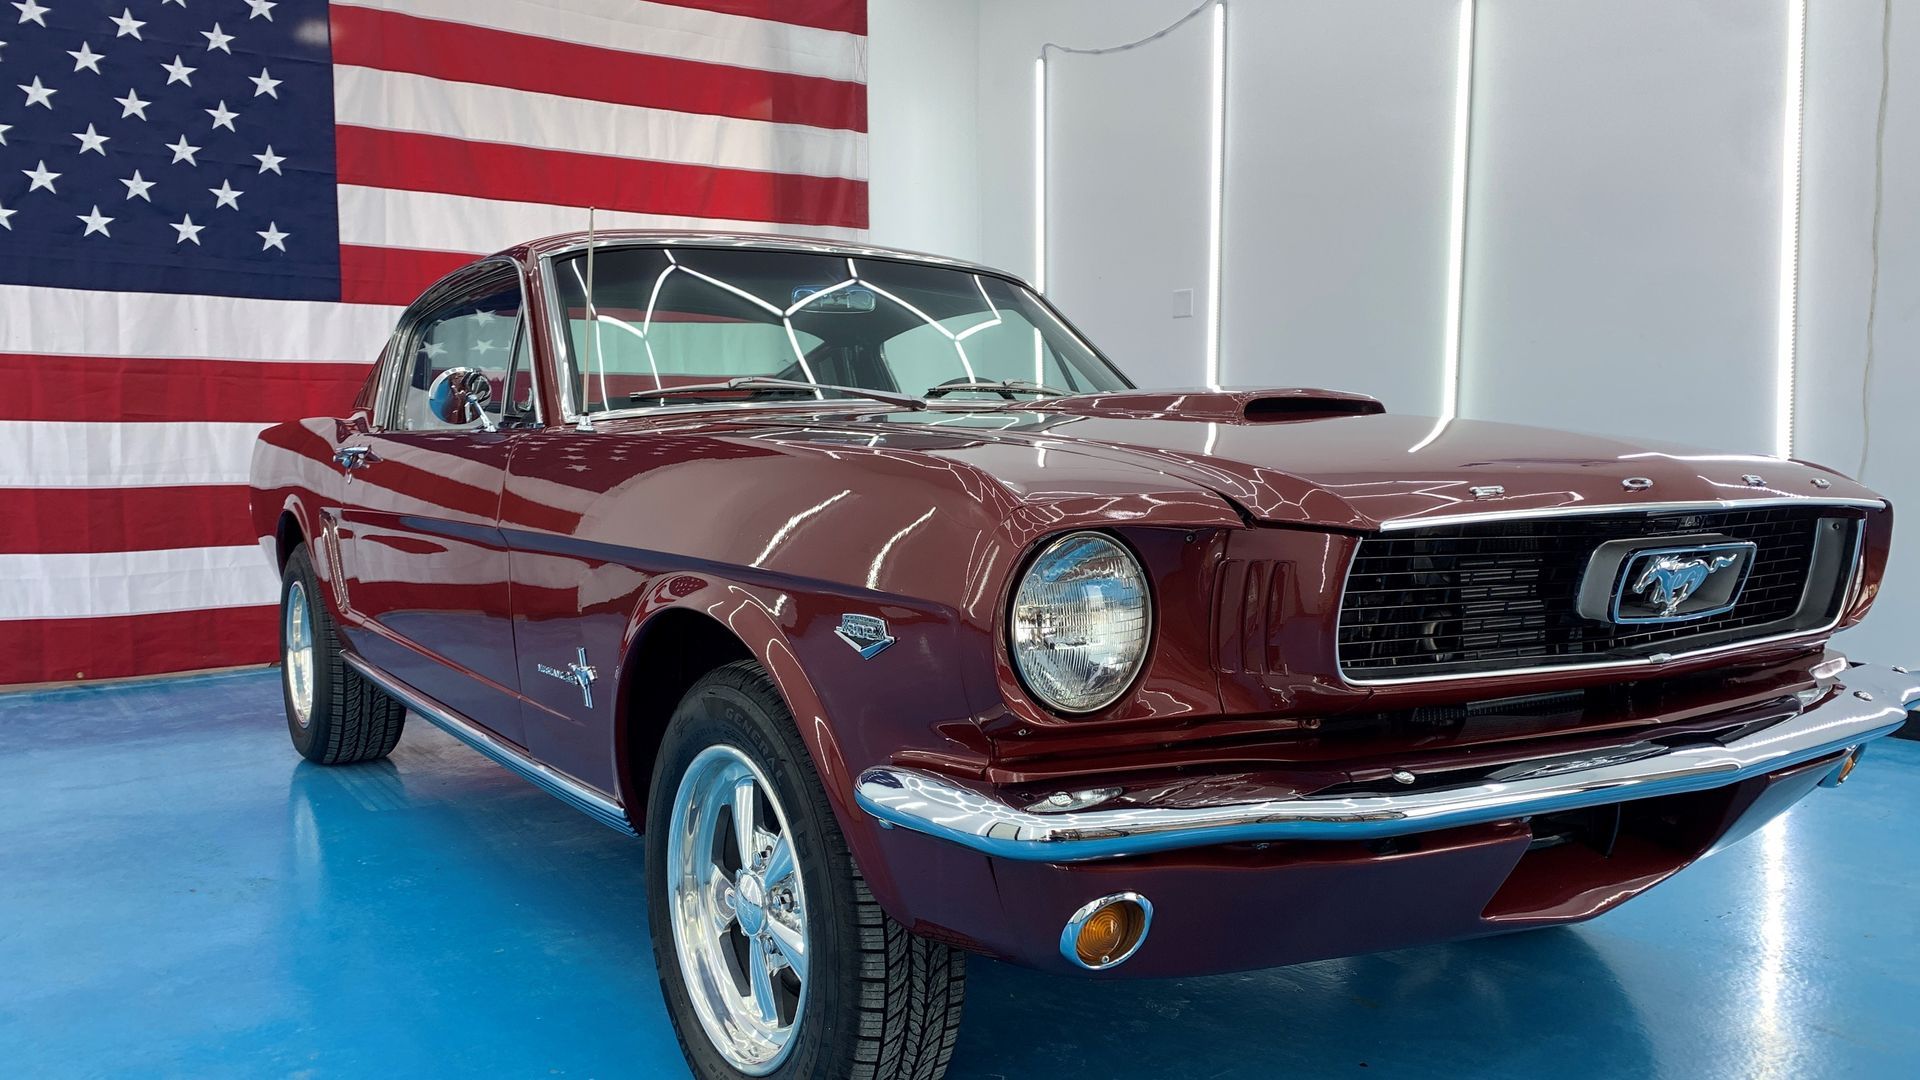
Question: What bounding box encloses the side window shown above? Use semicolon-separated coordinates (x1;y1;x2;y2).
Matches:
392;277;528;431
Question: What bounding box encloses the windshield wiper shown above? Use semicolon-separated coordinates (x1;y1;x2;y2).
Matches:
628;377;928;411
922;379;1072;399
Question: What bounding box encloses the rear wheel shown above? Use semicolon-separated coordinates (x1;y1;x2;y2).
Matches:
280;543;405;764
647;660;966;1079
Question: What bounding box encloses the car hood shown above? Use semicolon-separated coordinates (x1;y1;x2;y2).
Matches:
719;389;1882;531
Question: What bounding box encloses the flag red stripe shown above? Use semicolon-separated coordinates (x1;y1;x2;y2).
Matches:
660;0;866;36
330;6;867;133
1;353;373;423
341;244;479;307
0;486;257;555
335;126;870;232
0;606;276;686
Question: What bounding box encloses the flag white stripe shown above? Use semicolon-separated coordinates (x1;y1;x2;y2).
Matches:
0;546;278;620
0;284;400;362
335;66;869;181
332;0;867;84
0;422;271;488
337;187;866;256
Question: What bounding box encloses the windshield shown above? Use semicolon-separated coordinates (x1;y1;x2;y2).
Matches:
549;246;1131;414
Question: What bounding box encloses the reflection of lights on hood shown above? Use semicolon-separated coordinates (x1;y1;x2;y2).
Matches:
866;507;938;588
750;489;850;567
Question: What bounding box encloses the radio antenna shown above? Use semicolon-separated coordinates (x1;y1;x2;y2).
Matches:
577;206;600;431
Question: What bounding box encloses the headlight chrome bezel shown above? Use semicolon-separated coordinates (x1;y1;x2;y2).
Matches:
1006;530;1155;716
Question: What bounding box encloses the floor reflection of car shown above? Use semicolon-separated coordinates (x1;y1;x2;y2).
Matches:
248;231;1916;1080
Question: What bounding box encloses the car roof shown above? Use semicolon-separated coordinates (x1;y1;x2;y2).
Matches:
502;230;1023;283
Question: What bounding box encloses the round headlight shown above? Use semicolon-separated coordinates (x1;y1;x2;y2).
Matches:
1009;532;1152;714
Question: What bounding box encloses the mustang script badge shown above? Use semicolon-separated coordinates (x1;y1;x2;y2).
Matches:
835;614;895;659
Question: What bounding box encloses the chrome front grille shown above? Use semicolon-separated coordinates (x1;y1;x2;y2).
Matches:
1336;505;1859;682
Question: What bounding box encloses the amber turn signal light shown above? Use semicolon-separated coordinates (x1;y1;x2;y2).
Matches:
1061;893;1153;970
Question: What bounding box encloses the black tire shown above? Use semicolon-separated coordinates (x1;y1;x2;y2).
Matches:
647;659;966;1080
279;543;406;765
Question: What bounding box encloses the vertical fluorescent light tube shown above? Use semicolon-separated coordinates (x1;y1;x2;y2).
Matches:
1033;55;1048;292
1412;0;1476;454
1776;0;1807;459
1034;54;1048;383
1205;1;1227;391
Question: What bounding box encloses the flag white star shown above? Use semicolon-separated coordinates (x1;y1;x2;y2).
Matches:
115;88;148;119
248;67;280;98
245;0;276;21
421;340;448;359
0;201;14;230
257;221;288;251
205;100;237;131
171;213;204;245
18;74;53;108
166;134;200;165
253;145;284;174
471;309;500;325
68;42;104;74
109;8;144;39
13;1;48;28
0;121;10;146
77;205;114;237
73;123;108;154
472;337;504;355
201;23;233;53
120;169;154;201
209;179;242;209
22;159;59;193
163;0;185;7
161;55;194;85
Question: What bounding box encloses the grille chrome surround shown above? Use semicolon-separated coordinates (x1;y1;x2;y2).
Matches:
1336;503;1865;685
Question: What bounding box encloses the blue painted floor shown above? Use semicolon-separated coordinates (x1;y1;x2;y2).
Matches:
2;669;1916;1079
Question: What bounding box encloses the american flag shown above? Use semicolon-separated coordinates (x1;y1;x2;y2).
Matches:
0;0;868;685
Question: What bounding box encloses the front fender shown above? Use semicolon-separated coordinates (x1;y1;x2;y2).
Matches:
614;570;987;927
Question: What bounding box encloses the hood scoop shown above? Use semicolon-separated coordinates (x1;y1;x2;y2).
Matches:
1037;388;1384;424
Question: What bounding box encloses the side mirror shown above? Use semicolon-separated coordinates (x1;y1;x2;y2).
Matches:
427;366;495;428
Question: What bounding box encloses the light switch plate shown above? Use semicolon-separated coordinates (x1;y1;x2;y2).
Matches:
1171;288;1195;319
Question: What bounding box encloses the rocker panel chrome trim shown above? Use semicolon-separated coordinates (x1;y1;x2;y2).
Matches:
343;653;634;835
854;664;1918;863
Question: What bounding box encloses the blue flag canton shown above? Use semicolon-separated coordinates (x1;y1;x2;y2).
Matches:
0;0;340;301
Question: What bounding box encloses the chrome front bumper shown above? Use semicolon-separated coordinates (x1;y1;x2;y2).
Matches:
855;663;1918;863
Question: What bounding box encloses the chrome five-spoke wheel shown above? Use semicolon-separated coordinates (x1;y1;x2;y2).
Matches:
283;578;315;729
666;744;809;1075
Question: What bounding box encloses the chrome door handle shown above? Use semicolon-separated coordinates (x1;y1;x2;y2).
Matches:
333;444;374;477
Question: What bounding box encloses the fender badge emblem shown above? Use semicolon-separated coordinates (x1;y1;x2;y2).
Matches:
538;646;597;709
835;614;895;660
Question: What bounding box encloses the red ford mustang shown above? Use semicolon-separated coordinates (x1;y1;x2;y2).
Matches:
249;232;1915;1080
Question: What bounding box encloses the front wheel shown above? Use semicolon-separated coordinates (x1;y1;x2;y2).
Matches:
647;660;965;1080
279;543;406;764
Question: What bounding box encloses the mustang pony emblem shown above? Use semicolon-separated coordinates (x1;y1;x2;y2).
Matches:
1630;552;1741;618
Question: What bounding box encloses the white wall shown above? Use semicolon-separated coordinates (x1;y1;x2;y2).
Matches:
1460;1;1787;454
895;0;1917;663
866;0;983;260
971;0;1460;411
1797;0;1917;664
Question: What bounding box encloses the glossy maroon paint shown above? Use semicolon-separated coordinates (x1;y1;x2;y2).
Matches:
248;233;1894;977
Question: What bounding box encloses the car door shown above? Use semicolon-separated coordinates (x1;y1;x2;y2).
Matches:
330;261;538;745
